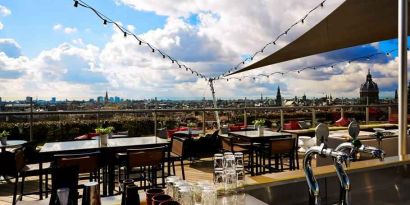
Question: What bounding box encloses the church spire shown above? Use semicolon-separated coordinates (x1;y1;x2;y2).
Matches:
276;86;282;106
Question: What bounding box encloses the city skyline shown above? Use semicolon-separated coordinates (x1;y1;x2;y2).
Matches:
0;0;402;100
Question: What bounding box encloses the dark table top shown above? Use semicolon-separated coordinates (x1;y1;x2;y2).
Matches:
229;130;291;141
40;136;169;153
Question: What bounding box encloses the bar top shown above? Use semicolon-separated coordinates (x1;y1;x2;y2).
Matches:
245;154;410;189
40;136;169;153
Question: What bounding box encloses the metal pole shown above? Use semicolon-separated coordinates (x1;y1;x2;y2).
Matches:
280;109;284;130
340;108;344;118
312;108;316;127
209;79;221;130
154;97;158;137
202;111;206;134
365;106;369;124
398;0;408;156
29;97;33;141
244;97;247;126
388;106;392;121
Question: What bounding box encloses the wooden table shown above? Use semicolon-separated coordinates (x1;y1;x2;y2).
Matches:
0;140;27;152
40;137;169;196
228;131;292;175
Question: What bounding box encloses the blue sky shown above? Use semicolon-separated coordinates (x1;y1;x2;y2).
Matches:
0;0;404;100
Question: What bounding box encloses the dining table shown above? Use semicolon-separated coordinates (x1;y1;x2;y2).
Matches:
40;136;169;196
0;140;27;152
228;130;292;175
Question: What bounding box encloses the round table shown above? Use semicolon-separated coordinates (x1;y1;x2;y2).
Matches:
174;130;203;135
0;140;27;152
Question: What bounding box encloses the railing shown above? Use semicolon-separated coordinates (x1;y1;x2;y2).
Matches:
0;104;399;141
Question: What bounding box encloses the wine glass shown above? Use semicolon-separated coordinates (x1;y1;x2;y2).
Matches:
57;188;70;205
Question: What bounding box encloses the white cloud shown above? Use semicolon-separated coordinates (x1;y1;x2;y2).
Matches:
0;22;3;30
0;0;403;100
0;5;11;17
53;24;78;34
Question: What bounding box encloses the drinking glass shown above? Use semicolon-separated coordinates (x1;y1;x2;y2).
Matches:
165;176;180;196
201;186;217;205
177;187;193;205
57;188;70;205
173;180;189;199
236;167;245;188
224;169;237;193
224;154;236;171
234;152;244;167
213;169;224;194
213;154;224;170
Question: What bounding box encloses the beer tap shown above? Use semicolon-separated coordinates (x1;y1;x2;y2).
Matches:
333;121;385;205
304;123;350;205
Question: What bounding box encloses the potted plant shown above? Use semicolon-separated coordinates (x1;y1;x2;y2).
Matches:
253;119;266;136
187;122;196;134
0;130;10;145
95;126;114;146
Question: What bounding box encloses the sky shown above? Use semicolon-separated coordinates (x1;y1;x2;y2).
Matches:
0;0;402;101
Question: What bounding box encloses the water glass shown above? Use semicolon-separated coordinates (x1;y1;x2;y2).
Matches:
234;152;244;167
201;186;217;205
224;154;236;171
224;170;237;193
177;187;193;205
173;181;189;199
213;154;224;170
213;169;224;194
165;176;180;196
236;168;245;188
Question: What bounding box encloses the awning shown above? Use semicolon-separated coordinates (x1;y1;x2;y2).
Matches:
231;0;406;75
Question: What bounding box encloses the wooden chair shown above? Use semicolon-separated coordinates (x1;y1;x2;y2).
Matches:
168;137;186;180
125;146;166;190
48;166;79;205
53;151;102;189
265;137;297;173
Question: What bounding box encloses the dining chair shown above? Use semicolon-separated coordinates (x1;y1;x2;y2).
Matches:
20;141;52;200
264;137;297;173
53;151;102;189
125;146;166;190
48;166;79;205
0;148;25;205
220;135;253;173
167;137;186;180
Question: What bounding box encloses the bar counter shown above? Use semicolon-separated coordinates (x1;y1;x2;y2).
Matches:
243;154;410;204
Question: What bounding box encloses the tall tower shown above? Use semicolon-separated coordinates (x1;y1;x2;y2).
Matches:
104;91;109;104
276;86;282;106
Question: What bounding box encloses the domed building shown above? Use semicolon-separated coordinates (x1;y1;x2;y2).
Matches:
360;69;379;104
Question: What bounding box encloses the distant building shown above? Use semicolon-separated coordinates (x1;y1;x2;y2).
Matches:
276;86;282;106
104;91;109;104
51;97;56;104
360;69;379;104
97;96;104;104
114;96;121;103
109;97;114;103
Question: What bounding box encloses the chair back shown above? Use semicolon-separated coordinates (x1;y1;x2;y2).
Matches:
0;148;25;176
127;146;165;168
49;166;79;205
54;151;101;174
171;137;185;156
270;137;296;154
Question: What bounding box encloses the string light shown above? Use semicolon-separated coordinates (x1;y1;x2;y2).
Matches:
217;48;397;82
73;0;208;81
219;0;330;77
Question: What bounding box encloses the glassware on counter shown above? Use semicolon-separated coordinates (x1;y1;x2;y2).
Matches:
201;186;217;205
214;153;224;170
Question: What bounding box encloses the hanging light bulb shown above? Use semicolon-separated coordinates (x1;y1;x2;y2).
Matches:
172;60;174;64
301;19;305;24
226;79;229;82
179;65;181;68
74;0;79;7
139;41;142;45
152;48;155;53
124;32;127;37
103;19;107;25
320;2;324;7
386;52;390;56
162;55;165;59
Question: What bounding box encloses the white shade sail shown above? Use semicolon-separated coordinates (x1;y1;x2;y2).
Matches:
231;0;407;75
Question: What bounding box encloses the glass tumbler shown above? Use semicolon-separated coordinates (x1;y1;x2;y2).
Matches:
224;154;236;171
214;153;224;170
234;152;244;167
201;186;217;205
177;187;193;205
224;169;237;193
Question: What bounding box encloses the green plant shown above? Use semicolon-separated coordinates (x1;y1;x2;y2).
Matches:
0;130;10;138
187;122;196;128
253;119;266;127
95;126;114;135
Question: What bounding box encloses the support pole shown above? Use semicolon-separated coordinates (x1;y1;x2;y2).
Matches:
365;106;370;125
29;97;33;142
209;79;221;130
280;109;284;130
154;97;158;137
244;97;247;126
311;108;316;127
399;0;408;156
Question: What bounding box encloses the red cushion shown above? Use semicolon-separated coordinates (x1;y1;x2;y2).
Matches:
229;125;242;131
75;134;90;140
335;117;350;127
283;121;300;130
